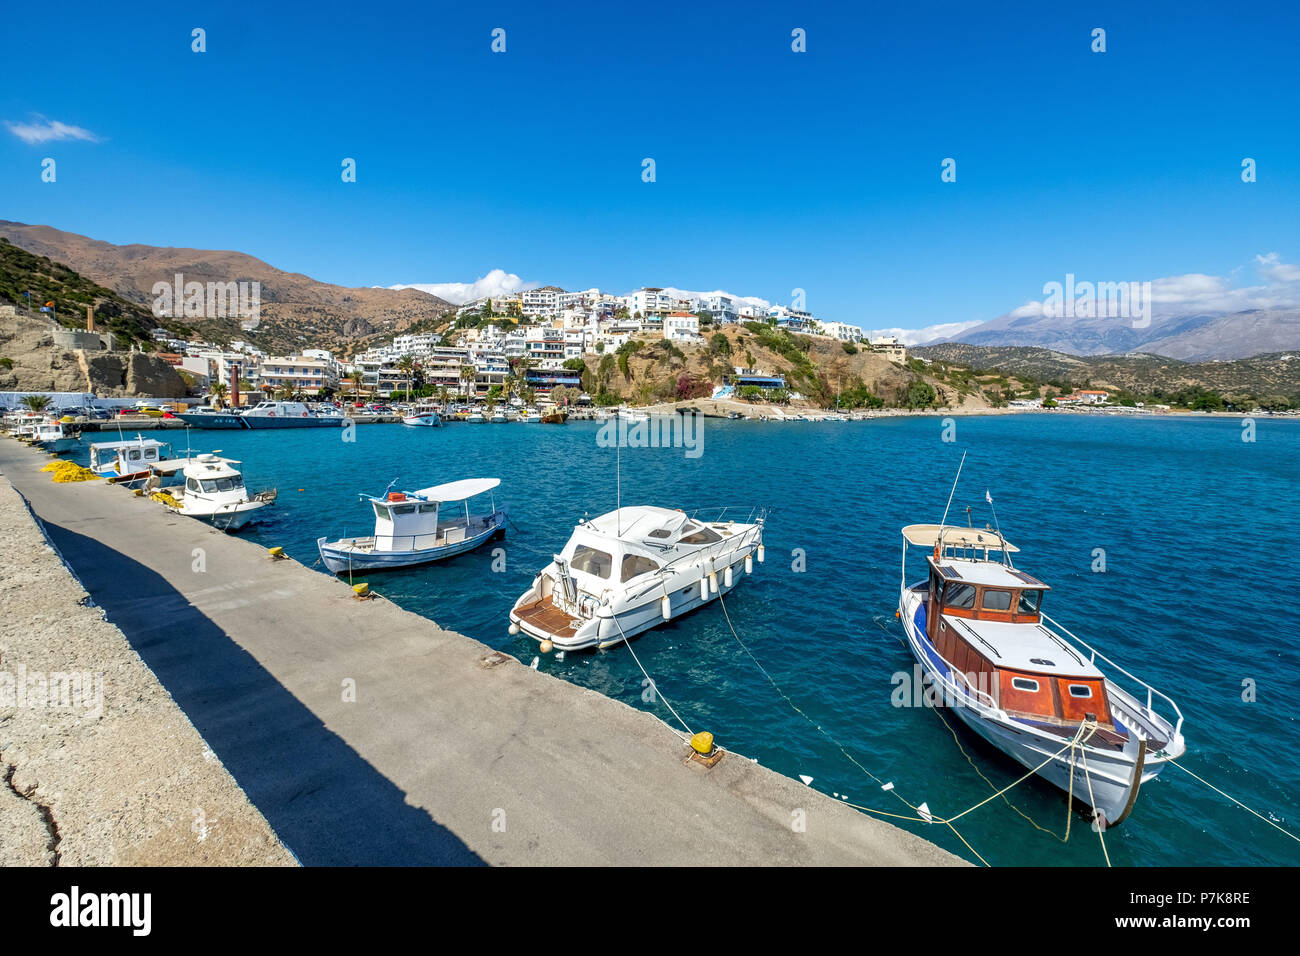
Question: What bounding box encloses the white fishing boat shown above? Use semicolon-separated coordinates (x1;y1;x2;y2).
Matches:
316;478;506;573
88;436;187;488
401;403;442;427
148;454;277;530
509;506;767;651
28;420;79;453
465;409;487;424
490;410;508;423
897;512;1186;827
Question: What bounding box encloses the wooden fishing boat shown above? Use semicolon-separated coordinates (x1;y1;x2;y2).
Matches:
898;519;1186;827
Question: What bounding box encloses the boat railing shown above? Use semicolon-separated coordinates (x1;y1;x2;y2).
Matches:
1042;612;1184;738
656;524;764;576
684;504;770;527
949;666;1001;714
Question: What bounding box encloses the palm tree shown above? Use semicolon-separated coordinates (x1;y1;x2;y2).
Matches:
210;382;229;410
347;370;366;403
21;394;52;414
396;354;416;403
459;365;477;402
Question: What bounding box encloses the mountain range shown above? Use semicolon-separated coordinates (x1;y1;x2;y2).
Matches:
934;304;1300;361
0;221;452;355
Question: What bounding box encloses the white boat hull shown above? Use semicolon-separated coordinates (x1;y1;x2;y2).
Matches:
512;539;761;651
402;413;441;426
318;511;505;574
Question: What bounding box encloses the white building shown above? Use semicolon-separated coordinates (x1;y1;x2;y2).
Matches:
663;312;703;343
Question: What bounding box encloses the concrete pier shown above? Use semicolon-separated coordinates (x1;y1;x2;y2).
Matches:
0;439;963;866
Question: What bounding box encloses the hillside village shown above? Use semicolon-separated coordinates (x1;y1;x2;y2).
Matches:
145;285;917;409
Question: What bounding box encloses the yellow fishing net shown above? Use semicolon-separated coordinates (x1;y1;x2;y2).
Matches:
43;460;102;482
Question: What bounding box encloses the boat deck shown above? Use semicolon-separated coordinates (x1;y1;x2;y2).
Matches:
514;594;581;637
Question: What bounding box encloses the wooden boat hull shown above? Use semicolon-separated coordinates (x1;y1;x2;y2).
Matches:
898;587;1156;825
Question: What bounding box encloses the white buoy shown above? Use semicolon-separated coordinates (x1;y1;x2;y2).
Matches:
757;544;765;564
708;571;718;594
723;565;733;588
744;554;753;575
799;775;814;786
508;623;520;635
917;801;934;823
539;639;553;654
660;595;672;620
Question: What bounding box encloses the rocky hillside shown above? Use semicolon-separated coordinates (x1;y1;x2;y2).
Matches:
913;342;1300;405
0;237;179;348
0;221;454;355
541;323;981;411
0;308;187;397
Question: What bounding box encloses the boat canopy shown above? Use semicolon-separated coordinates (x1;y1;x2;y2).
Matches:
902;524;1018;553
409;477;500;502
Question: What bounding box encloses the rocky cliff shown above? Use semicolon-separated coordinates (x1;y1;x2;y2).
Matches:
0;309;187;397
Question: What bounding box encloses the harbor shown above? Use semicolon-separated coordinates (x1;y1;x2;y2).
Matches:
3;412;1298;866
0;435;962;866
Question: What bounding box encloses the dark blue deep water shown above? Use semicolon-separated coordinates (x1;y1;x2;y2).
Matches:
77;414;1300;865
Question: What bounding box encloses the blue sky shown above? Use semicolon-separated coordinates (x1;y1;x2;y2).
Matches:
3;0;1298;337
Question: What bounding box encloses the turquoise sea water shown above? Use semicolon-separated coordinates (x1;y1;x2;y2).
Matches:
75;414;1300;865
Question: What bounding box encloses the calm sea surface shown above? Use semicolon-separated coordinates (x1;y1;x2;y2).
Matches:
75;413;1300;865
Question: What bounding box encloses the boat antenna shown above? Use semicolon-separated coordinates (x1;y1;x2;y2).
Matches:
939;450;966;529
985;488;1008;561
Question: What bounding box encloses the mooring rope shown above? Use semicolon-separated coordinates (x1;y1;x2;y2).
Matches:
1078;743;1112;867
715;588;989;865
609;611;693;741
873;614;1075;841
1167;758;1300;845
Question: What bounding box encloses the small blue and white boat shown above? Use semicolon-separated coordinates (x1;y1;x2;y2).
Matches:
317;477;505;574
401;403;442;427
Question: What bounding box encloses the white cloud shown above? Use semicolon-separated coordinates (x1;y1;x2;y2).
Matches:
1255;252;1300;284
865;320;985;346
5;117;101;145
978;256;1300;330
388;269;538;305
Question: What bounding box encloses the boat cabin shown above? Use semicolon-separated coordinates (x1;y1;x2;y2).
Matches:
181;455;247;497
562;507;730;586
908;524;1114;731
364;478;500;553
89;437;169;476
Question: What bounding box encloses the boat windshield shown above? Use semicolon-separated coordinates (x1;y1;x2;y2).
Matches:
1018;589;1043;614
571;545;613;578
198;475;244;493
679;523;721;545
621;553;661;582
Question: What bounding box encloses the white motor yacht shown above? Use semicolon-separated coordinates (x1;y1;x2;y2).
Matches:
510;506;766;651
